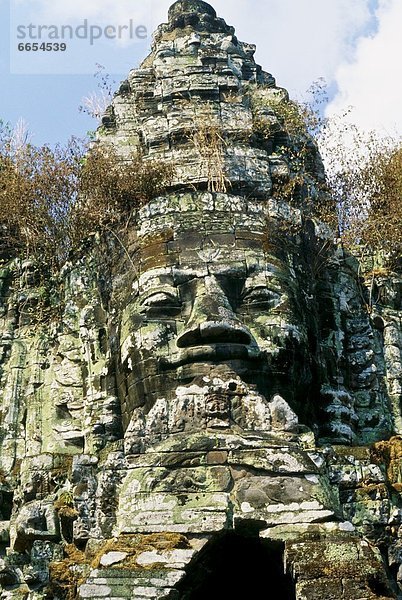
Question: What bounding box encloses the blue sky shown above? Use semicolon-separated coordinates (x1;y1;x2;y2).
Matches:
0;0;401;147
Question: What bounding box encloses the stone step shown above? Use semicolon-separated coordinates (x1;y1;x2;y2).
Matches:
85;567;184;586
79;568;182;600
79;583;177;600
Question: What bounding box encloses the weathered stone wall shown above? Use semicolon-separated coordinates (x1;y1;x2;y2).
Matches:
0;1;401;599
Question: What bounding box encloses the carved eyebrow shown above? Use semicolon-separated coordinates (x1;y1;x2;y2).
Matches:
243;270;288;293
136;272;175;295
139;290;180;306
172;268;209;285
242;272;268;290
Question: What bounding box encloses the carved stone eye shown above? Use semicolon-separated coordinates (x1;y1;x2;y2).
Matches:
241;287;281;309
139;291;181;317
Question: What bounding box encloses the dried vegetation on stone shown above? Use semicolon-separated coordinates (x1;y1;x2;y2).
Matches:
1;77;401;275
371;436;402;490
322;124;402;265
0;124;174;270
79;144;175;227
190;102;230;193
54;491;79;519
248;82;402;269
48;544;89;600
248;82;328;207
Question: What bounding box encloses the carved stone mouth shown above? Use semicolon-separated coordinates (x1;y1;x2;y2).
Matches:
160;344;262;370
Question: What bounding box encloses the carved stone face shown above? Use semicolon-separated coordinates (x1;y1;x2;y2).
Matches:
118;196;312;449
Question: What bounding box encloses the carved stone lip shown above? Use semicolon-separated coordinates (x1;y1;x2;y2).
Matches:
160;343;262;370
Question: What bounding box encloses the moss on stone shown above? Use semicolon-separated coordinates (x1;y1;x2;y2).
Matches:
371;436;402;487
51;455;74;481
48;545;89;600
333;445;371;461
90;532;190;570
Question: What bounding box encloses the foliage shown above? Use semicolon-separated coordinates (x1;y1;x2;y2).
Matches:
1;76;400;273
248;81;402;265
0;136;83;267
250;88;307;139
247;82;330;211
78;144;174;228
79;63;115;119
319;119;402;262
0;123;174;271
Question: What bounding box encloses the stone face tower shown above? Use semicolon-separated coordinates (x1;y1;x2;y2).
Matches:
0;2;402;599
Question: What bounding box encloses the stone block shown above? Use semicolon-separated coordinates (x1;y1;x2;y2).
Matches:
117;491;229;533
228;447;319;474
100;552;129;567
296;579;343;600
119;465;231;494
136;548;196;568
233;474;339;525
79;583;112;598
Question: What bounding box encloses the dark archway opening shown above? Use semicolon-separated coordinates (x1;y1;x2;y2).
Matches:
177;532;296;600
0;491;13;520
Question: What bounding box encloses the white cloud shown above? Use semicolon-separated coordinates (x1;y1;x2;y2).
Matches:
206;0;374;97
15;0;150;23
326;0;402;135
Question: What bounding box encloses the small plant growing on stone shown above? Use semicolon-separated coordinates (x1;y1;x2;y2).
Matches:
247;82;328;210
190;102;230;193
54;491;78;519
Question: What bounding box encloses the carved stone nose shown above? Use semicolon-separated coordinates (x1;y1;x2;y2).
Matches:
176;276;252;348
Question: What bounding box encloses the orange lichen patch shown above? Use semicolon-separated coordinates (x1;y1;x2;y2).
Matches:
90;532;190;570
65;543;87;563
56;506;79;519
48;562;78;600
365;268;391;278
48;545;89;600
371;436;402;486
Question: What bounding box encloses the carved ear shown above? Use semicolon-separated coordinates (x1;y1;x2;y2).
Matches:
269;394;298;432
